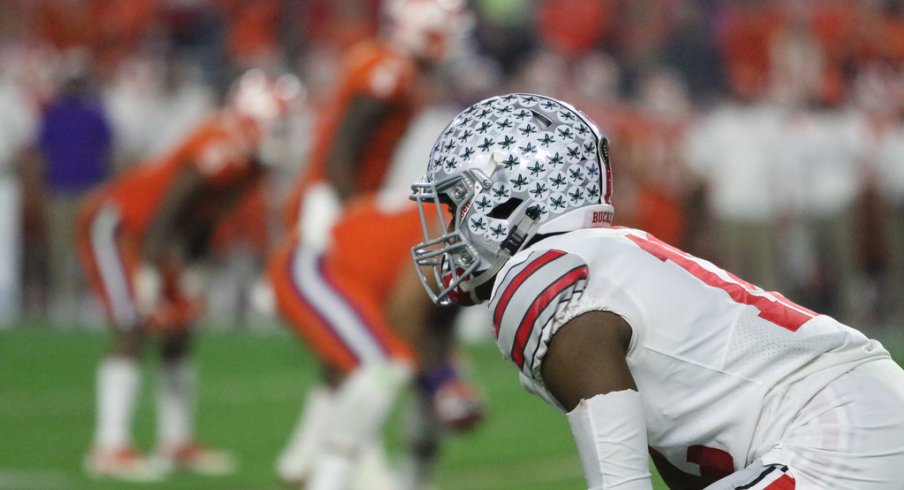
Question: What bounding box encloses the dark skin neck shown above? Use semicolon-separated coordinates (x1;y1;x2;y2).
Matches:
325;95;393;202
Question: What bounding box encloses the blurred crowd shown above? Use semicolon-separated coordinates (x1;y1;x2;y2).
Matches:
2;0;904;335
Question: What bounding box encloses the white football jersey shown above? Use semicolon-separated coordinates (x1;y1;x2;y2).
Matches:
488;226;890;481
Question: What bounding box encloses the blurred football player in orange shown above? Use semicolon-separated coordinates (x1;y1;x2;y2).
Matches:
75;69;301;482
281;0;472;235
269;1;480;488
270;191;482;489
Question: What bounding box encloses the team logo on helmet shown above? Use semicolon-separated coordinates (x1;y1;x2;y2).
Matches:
427;94;608;229
411;93;614;306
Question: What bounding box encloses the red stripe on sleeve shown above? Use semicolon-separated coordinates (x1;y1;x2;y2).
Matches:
511;265;588;368
764;474;796;489
492;250;566;336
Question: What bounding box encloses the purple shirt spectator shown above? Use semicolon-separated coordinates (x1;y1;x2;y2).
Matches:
38;82;112;195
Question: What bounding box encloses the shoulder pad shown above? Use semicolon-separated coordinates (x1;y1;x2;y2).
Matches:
490;249;589;372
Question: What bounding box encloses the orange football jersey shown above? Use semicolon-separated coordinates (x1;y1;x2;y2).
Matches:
283;39;420;228
100;114;263;239
76;113;263;330
326;197;422;299
268;194;422;371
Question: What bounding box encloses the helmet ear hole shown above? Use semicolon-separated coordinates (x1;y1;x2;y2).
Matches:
488;198;522;219
600;137;610;165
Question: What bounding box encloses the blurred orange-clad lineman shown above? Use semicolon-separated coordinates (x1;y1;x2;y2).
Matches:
75;69;302;483
281;0;471;236
271;191;483;489
269;1;481;488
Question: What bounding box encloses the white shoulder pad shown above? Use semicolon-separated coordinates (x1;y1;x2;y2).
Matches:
489;248;589;378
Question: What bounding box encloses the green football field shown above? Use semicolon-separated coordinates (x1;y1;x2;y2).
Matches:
1;326;661;489
2;325;901;489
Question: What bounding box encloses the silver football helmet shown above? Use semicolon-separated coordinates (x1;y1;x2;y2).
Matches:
411;93;614;305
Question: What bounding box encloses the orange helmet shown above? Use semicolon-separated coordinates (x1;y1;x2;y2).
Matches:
226;68;305;159
384;0;474;62
228;68;304;131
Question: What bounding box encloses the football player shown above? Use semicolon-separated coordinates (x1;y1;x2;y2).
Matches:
75;69;301;482
270;1;479;488
270;190;482;489
409;93;904;489
281;0;473;237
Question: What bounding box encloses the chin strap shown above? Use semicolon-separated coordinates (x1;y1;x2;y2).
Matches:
460;252;508;300
502;205;541;254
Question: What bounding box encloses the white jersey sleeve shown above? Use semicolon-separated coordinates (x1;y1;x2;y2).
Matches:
489;248;596;406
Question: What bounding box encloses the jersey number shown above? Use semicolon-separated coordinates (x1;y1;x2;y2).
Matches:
651;446;734;488
627;234;816;331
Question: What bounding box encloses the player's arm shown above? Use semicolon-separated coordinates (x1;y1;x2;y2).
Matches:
130;164;205;321
142;164;205;264
541;312;653;490
387;261;450;365
494;248;650;489
541;311;636;410
324;94;393;202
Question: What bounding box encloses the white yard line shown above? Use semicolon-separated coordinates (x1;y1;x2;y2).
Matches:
0;469;70;489
443;457;584;489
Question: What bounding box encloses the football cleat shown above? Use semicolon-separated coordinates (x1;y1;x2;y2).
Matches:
275;452;312;486
147;296;204;332
351;443;398;490
433;379;485;432
155;442;237;476
84;446;166;483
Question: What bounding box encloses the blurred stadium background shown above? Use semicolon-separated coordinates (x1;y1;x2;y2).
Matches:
2;0;904;488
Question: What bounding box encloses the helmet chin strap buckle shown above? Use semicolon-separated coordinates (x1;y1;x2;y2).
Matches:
500;205;540;255
460;204;540;299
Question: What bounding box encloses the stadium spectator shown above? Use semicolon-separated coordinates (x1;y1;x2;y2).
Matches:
219;0;283;71
778;93;872;326
74;69;300;482
104;56;215;170
768;0;824;108
293;0;382;53
36;50;113;327
619;67;697;248
682;73;786;292
469;0;535;75
660;0;723;103
27;0;156;80
155;0;231;93
607;0;674;94
6;44;57;324
874;75;904;330
410;93;904;489
0;45;40;325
